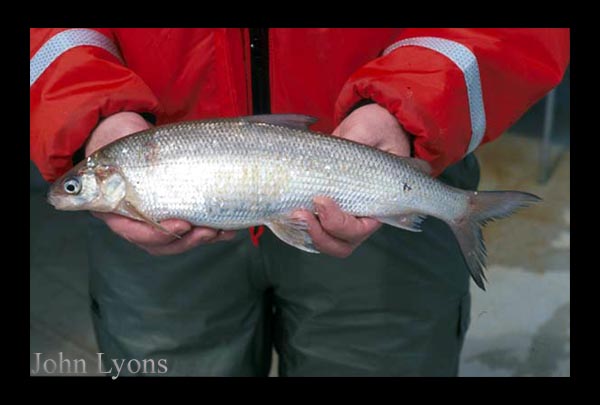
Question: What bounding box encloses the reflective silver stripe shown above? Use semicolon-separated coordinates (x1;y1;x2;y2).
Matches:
30;29;123;87
383;37;486;154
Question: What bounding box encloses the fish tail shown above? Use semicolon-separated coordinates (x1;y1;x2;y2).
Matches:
449;191;542;291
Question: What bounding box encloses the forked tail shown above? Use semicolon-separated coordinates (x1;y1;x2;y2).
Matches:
449;191;542;290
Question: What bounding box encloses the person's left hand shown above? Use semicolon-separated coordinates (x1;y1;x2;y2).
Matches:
292;103;412;258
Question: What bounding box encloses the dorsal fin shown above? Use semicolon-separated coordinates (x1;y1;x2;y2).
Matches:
244;114;318;130
404;158;432;175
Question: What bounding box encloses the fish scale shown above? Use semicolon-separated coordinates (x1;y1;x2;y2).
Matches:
99;118;449;228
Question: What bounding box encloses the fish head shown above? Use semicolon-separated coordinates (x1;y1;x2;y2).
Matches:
47;155;127;212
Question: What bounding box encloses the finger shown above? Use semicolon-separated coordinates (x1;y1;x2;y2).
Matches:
142;229;237;256
342;131;385;149
93;212;192;246
209;230;238;243
142;227;221;256
313;197;381;243
331;120;384;147
116;218;192;246
292;210;355;258
86;112;153;156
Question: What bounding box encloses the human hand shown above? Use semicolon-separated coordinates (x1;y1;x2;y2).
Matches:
293;103;412;258
86;112;236;256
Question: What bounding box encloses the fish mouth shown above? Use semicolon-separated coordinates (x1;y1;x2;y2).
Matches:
46;189;70;210
46;190;59;208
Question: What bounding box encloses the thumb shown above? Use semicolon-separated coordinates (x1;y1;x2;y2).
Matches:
86;112;153;156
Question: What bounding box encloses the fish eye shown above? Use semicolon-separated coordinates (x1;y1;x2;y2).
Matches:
63;178;81;195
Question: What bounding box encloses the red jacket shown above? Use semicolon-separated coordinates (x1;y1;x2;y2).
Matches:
30;28;570;181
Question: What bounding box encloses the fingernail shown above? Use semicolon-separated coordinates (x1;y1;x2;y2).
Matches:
199;231;217;242
314;202;326;220
221;231;237;241
215;230;231;240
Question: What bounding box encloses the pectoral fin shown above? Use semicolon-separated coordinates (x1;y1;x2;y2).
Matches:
266;217;319;253
118;200;182;239
376;213;427;232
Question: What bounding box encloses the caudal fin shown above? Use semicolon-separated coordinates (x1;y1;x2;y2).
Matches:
449;191;542;291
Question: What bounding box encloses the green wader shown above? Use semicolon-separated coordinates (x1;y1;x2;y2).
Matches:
87;154;479;377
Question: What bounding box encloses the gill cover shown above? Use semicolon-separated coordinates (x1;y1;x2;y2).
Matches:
47;156;127;212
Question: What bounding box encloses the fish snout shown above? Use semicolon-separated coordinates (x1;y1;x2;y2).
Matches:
46;190;60;208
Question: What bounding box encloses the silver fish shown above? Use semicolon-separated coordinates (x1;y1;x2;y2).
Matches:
48;114;541;289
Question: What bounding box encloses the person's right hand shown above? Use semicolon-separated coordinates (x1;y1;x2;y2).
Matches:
86;112;237;256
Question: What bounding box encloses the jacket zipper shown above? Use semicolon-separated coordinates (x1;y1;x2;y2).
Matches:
249;28;271;114
248;28;270;246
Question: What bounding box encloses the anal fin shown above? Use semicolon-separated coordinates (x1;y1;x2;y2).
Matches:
266;217;319;253
376;213;427;232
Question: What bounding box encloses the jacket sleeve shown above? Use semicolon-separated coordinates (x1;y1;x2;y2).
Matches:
335;28;570;176
30;28;162;182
